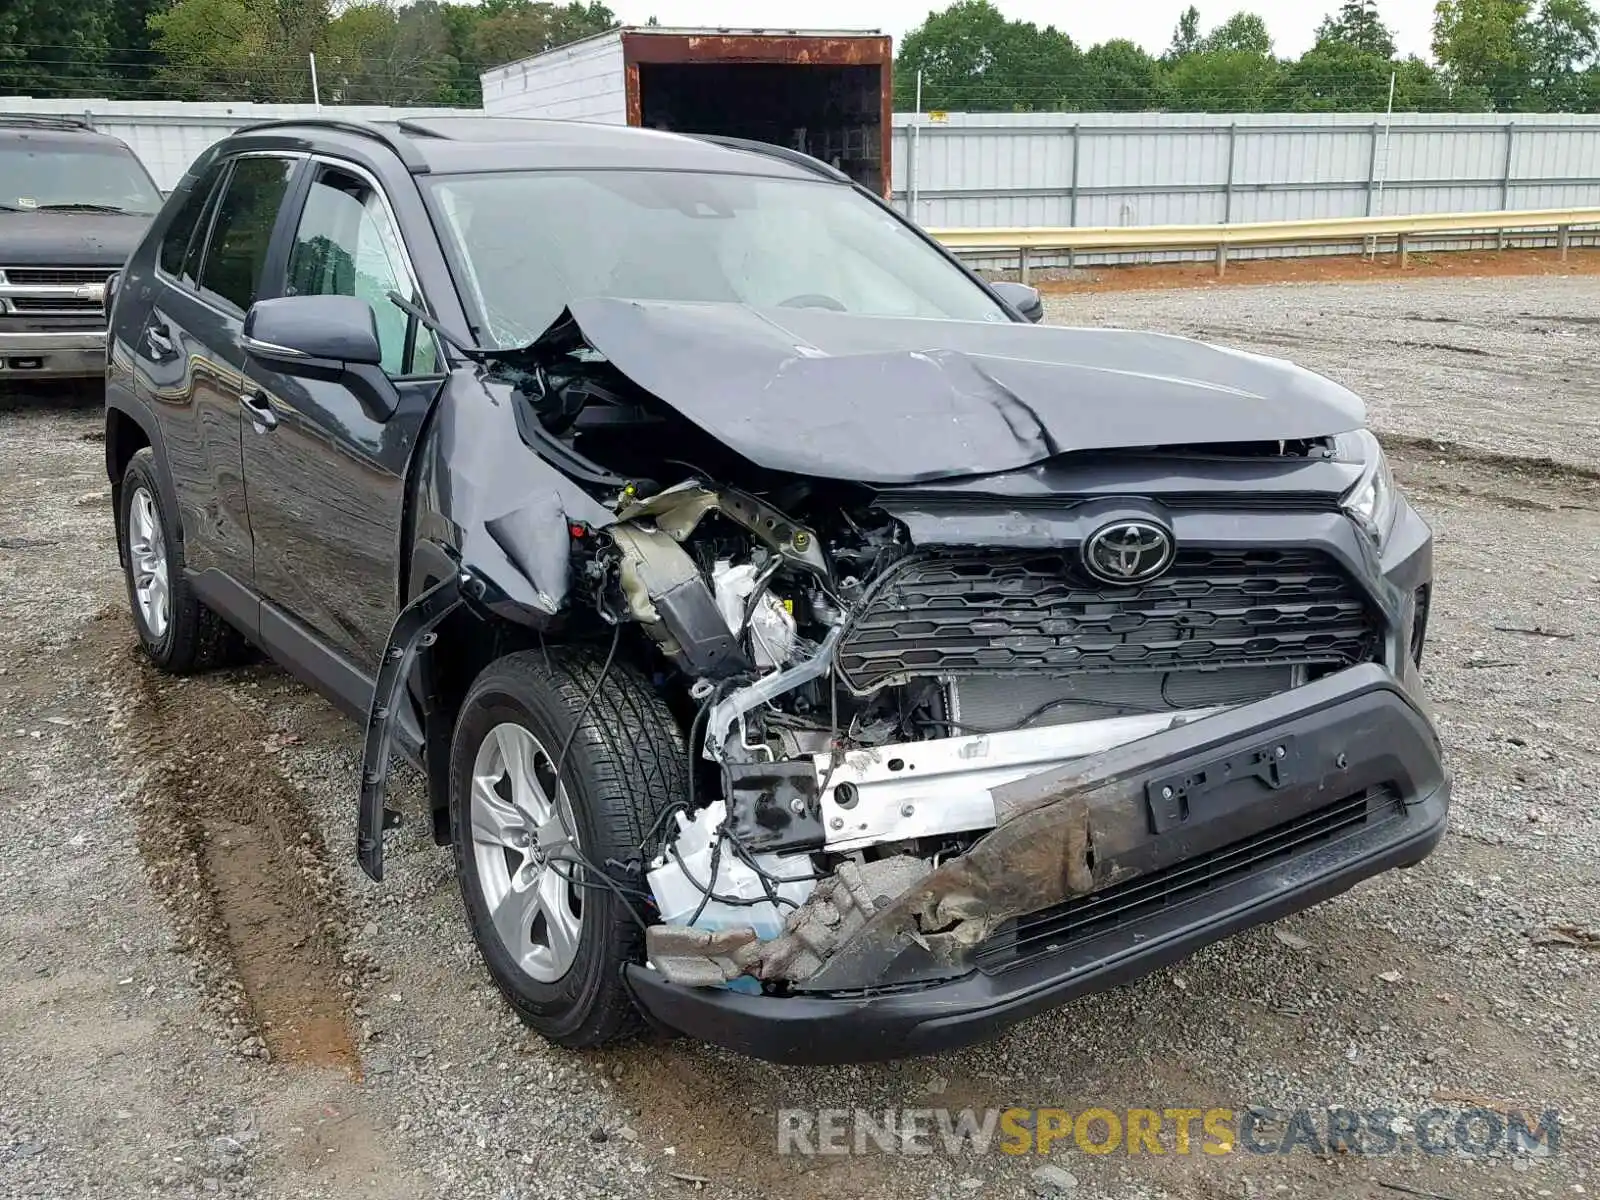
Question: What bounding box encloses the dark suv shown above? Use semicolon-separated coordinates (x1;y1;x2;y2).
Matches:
1;116;164;381
105;116;1449;1064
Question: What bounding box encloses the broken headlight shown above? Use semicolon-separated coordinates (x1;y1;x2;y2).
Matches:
1341;429;1398;547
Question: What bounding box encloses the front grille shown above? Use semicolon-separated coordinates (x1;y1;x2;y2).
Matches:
837;548;1380;691
1;267;113;287
974;786;1401;973
9;296;103;313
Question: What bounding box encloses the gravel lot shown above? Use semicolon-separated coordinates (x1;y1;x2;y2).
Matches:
2;275;1596;1200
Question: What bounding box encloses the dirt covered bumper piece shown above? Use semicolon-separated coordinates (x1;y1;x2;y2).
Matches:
625;663;1450;1064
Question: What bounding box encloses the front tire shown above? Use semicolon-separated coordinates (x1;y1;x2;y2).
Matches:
117;447;249;673
448;646;686;1048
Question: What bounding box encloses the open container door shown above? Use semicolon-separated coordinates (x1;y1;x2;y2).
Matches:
621;30;893;198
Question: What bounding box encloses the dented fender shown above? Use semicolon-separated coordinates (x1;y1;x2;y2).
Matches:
360;372;620;879
411;370;616;623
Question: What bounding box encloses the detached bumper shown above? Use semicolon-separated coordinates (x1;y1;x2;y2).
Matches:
0;330;106;378
624;664;1449;1064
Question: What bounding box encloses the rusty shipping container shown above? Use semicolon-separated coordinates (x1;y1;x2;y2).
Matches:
479;27;894;196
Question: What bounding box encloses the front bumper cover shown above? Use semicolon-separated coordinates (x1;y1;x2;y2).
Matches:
624;663;1449;1064
0;329;106;378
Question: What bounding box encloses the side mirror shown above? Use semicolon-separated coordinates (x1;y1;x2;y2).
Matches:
242;295;384;369
992;280;1045;324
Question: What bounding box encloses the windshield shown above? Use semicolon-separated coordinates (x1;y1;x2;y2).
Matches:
426;169;1009;347
0;144;163;215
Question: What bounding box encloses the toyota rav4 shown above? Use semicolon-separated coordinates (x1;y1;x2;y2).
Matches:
104;116;1449;1064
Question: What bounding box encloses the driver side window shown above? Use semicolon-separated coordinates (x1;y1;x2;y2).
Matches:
286;165;436;376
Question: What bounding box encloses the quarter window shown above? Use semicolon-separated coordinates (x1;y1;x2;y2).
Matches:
197;156;296;313
286;166;435;376
157;160;225;283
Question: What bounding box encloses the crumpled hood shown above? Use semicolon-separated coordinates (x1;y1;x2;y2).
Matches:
0;211;149;268
555;297;1367;483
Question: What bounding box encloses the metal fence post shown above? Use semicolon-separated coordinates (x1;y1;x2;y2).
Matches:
1069;123;1081;228
903;121;917;218
1223;122;1238;224
1365;122;1381;216
1498;122;1516;248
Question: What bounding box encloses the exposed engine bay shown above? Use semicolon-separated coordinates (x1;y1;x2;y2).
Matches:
361;297;1394;996
582;470;1372;991
524;342;1379;992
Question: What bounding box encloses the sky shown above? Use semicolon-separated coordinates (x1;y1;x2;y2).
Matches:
605;1;1439;62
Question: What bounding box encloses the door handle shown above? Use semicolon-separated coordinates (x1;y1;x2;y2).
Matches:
239;391;279;432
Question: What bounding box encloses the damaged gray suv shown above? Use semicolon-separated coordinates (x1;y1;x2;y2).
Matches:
104;116;1448;1064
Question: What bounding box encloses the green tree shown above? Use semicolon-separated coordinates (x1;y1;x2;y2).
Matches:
466;0;614;72
1432;0;1534;108
1159;9;1280;109
1075;38;1162;109
323;0;453;103
105;0;165;96
1204;11;1273;54
1394;53;1487;106
149;0;331;101
0;0;112;96
894;0;1080;111
1166;5;1204;58
1282;39;1395;109
1163;47;1284;109
1316;0;1398;56
1527;0;1598;108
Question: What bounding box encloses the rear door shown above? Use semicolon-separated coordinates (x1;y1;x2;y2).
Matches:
238;158;442;703
135;152;302;625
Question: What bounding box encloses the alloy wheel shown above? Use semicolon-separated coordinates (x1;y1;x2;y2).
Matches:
127;486;170;641
469;722;585;983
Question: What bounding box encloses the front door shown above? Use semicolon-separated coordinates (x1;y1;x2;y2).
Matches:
239;160;441;696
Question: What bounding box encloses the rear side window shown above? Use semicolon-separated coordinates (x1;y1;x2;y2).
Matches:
197;156;296;313
157;161;225;282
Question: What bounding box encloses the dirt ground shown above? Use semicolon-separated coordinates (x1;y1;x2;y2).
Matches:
1;272;1596;1200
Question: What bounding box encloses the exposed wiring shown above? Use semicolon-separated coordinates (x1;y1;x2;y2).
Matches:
736;555;784;642
669;835;805;916
722;825;825;889
544;855;652;933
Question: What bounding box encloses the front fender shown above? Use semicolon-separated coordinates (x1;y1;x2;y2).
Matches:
366;372;619;880
408;370;614;624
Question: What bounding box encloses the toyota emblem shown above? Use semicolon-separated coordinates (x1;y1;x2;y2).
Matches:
1083;521;1175;585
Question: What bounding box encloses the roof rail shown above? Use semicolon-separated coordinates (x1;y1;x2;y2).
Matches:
693;135;851;184
0;114;96;132
394;117;454;139
235;117;431;173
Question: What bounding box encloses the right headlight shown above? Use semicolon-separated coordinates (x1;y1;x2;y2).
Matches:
1341;429;1399;548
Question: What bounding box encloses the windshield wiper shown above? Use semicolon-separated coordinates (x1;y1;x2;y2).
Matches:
33;202;131;213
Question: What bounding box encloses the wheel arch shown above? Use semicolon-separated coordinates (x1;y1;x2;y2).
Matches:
105;396;180;561
406;560;662;848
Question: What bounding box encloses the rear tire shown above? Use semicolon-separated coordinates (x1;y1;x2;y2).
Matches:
448;645;686;1048
117;448;250;673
